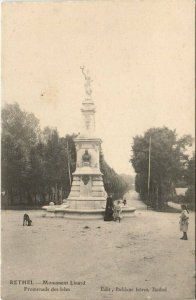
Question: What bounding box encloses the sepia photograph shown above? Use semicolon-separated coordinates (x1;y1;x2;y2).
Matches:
1;1;195;299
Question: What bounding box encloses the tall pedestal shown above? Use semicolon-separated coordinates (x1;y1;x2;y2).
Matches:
67;137;106;210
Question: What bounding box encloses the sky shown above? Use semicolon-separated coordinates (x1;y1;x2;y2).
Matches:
2;1;195;175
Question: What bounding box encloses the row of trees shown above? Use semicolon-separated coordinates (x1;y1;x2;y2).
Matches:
2;102;128;207
120;174;135;190
100;151;128;199
130;127;194;210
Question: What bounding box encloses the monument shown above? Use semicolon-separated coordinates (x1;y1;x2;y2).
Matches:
66;66;107;210
42;67;135;219
43;66;107;218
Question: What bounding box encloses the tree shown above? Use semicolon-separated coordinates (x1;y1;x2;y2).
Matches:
183;154;195;210
130;127;193;210
120;174;135;190
100;150;128;199
2;102;126;206
2;102;40;204
37;130;76;204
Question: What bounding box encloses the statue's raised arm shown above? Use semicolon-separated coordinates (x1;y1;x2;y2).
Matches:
80;65;93;98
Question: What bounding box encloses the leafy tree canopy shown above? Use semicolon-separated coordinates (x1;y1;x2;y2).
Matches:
2;102;127;207
130;127;194;210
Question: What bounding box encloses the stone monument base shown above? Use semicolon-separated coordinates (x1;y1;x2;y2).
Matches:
42;204;136;220
66;196;106;210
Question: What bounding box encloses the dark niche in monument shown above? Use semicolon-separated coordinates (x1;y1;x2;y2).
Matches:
82;149;91;166
82;175;90;185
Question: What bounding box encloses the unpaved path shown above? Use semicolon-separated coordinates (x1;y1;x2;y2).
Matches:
2;191;195;300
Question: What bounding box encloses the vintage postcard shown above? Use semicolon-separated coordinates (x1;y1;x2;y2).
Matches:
1;1;195;300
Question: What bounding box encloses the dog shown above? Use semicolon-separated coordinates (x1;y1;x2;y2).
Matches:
23;213;32;226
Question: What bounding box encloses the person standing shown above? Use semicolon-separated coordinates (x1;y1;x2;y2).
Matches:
113;200;122;223
104;195;114;221
179;204;189;240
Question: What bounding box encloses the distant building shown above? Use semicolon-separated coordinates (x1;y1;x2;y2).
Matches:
175;188;188;196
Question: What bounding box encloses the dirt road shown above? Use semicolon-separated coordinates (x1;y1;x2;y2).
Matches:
2;191;195;300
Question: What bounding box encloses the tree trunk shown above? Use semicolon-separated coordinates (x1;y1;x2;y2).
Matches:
10;187;14;205
156;186;159;211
